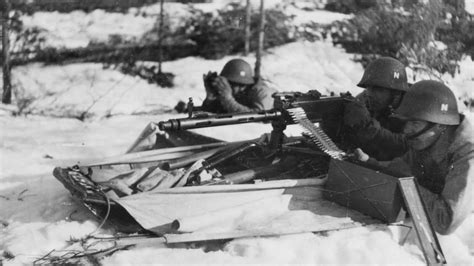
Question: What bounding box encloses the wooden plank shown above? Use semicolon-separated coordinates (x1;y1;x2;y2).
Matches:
112;235;167;249
161;146;228;170
398;177;446;265
165;221;357;244
150;178;327;194
85;141;243;166
87;150;195;166
84;140;256;166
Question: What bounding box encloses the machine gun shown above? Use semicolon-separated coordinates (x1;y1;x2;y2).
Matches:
159;90;351;158
159;90;447;264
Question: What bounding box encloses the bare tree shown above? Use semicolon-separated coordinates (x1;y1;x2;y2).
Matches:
158;0;164;74
254;0;264;79
2;0;11;104
154;0;175;88
244;0;251;56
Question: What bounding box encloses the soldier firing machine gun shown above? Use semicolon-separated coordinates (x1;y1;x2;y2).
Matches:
157;90;447;265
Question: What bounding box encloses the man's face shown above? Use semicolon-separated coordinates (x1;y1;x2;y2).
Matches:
403;120;441;151
366;86;393;112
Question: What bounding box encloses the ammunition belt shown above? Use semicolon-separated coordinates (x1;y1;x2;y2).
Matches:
288;107;347;160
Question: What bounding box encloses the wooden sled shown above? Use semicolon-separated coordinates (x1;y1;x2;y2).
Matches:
53;129;371;236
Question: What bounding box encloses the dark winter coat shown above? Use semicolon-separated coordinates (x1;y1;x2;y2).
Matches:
387;114;474;234
202;79;276;113
341;91;408;161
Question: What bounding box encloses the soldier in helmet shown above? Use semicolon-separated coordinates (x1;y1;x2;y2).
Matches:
341;57;409;160
201;59;276;113
356;80;474;234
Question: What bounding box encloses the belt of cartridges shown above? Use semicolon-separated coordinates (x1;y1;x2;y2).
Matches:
288;107;347;160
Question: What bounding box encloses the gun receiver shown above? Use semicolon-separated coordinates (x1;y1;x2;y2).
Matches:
158;90;348;132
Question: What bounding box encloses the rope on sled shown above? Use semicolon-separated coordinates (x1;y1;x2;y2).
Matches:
88;189;112;236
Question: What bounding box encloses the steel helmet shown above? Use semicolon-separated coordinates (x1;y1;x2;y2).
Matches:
219;59;254;85
357;57;408;92
394;80;460;125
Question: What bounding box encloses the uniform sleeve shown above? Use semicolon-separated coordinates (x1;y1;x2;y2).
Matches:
220;81;275;113
343;95;408;160
385;154;412;176
362;152;412;177
247;82;275;111
362;119;408;155
219;96;255;113
418;147;474;235
201;98;213;110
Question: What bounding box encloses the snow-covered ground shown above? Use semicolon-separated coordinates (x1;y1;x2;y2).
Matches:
1;1;474;265
19;0;350;50
467;0;474;14
7;41;364;119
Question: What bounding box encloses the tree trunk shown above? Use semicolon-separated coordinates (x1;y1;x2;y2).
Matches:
2;0;11;104
158;0;164;73
254;0;264;79
244;0;251;56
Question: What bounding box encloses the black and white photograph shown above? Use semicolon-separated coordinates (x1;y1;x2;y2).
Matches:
1;0;473;264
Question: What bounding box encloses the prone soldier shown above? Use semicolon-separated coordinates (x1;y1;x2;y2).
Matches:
201;58;277;113
356;80;474;234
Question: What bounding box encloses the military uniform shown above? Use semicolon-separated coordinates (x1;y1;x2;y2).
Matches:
387;114;474;234
338;57;410;161
202;79;276;113
341;91;408;161
201;59;277;114
362;80;474;235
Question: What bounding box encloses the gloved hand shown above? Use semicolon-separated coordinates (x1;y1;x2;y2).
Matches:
353;148;369;162
203;71;218;100
343;99;371;128
257;133;272;145
256;132;288;146
212;76;233;100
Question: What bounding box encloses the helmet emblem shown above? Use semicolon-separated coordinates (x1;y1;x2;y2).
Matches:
240;71;246;77
393;72;400;79
441;103;448;112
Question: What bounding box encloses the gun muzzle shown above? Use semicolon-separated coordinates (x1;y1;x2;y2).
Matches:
158;119;180;131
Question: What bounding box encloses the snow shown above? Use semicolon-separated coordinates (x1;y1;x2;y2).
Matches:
21;10;154;48
285;5;353;25
466;0;474;15
3;221;97;255
20;3;192;49
7;41;363;119
1;2;474;265
19;1;347;50
444;56;474;111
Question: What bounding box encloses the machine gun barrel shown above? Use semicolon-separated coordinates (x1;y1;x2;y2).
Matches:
158;110;282;131
158;92;349;132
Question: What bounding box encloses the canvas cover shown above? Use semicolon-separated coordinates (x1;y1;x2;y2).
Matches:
114;179;376;239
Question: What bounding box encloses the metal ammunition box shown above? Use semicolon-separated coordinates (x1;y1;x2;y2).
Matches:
324;159;404;223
